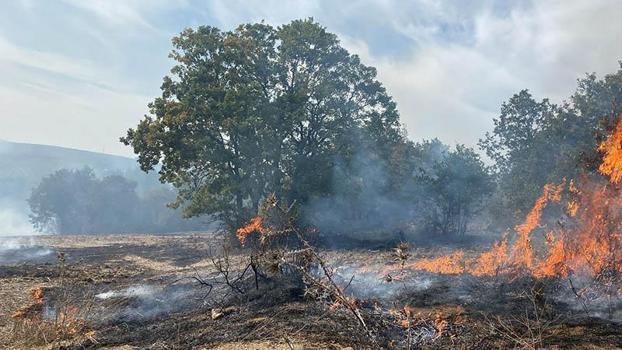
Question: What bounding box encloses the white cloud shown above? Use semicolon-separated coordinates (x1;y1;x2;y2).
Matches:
59;0;177;33
340;0;622;146
0;36;104;84
0;36;150;156
0;80;150;156
1;0;622;155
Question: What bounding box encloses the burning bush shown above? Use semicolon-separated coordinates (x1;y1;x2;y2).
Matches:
357;116;622;322
235;194;378;340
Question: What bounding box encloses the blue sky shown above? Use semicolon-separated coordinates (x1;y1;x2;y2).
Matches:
1;0;622;156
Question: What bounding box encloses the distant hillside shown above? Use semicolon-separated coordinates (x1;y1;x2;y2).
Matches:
0;140;166;235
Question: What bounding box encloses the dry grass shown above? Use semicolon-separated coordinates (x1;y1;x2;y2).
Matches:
4;234;622;349
10;287;95;347
486;284;560;349
10;252;96;348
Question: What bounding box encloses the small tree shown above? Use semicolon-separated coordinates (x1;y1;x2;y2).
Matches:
420;145;493;237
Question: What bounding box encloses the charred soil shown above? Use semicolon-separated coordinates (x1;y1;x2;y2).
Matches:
2;234;622;349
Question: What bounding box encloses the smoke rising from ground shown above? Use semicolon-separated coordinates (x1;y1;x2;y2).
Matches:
303;145;416;243
0;236;52;264
303;137;491;245
92;282;204;322
0;201;36;236
0;199;53;264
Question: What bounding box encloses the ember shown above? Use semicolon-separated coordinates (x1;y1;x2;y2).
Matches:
12;287;45;320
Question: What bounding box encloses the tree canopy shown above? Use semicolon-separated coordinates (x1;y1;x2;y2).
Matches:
28;167;203;234
480;63;622;221
122;19;404;231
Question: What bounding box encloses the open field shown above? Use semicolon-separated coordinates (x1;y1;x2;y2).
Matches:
2;234;622;349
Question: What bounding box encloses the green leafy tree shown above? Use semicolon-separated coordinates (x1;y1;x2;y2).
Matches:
28;167;202;234
419;145;493;236
479;90;560;216
480;64;622;222
29;167;103;233
121;19;403;233
571;64;622;167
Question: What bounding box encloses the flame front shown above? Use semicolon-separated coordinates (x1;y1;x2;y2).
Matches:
235;118;622;288
377;116;622;284
599;117;622;183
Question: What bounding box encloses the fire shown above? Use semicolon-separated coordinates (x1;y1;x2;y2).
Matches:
31;287;44;303
231;118;622;294
12;286;93;342
410;251;466;275
470;238;507;277
390;304;413;329
599;117;622;183
510;183;564;270
395;117;622;283
393;183;562;278
532;232;569;278
236;216;267;244
12;287;45;320
534;180;622;278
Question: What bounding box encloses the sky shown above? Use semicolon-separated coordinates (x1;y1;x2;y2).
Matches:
1;0;622;157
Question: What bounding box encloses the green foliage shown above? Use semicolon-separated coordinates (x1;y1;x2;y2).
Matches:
479;90;561;216
28;167;202;234
417;144;494;236
480;62;622;222
121;19;403;232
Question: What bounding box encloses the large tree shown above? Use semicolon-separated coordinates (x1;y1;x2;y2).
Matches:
121;19;404;232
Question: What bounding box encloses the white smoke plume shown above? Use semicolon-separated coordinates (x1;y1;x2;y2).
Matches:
0;204;37;236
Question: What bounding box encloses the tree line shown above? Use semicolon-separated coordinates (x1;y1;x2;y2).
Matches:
480;66;622;226
28;167;204;234
33;19;622;239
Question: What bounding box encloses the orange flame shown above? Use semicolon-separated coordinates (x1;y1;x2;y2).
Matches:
599;117;622;183
12;287;45;320
411;251;466;275
236;216;267;244
510;182;564;270
400;117;622;282
400;183;563;277
470;238;508;277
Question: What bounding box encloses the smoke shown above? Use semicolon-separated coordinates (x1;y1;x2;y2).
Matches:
0;236;53;264
93;282;202;322
331;264;434;300
304;144;417;244
0;202;37;236
0;199;53;264
95;285;156;300
549;275;622;322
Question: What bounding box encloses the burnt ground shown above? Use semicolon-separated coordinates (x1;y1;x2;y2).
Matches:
2;234;622;349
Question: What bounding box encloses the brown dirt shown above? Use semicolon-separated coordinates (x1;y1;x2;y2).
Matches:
2;234;622;349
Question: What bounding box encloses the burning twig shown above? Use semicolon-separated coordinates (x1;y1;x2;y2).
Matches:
236;194;378;343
